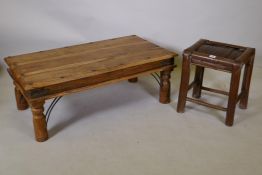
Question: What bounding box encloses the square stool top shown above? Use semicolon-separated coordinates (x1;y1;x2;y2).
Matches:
184;39;255;72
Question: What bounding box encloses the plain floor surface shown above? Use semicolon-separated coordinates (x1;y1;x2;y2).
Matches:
0;63;262;175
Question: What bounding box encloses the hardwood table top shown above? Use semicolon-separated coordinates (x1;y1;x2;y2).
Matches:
5;35;177;100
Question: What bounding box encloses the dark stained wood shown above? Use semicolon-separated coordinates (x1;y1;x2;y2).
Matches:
177;53;191;113
239;54;255;109
225;66;241;126
4;35;177;141
237;92;244;104
188;80;196;91
201;86;229;96
197;44;244;60
186;97;227;111
15;87;29;110
128;77;138;83
192;66;204;98
177;39;255;126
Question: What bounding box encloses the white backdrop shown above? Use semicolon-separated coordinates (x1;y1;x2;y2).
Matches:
0;0;261;66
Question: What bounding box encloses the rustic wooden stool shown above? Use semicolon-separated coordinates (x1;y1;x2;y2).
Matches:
177;39;255;126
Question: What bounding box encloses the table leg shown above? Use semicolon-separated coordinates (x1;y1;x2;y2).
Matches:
30;100;48;142
177;54;191;113
15;87;29;110
226;66;241;126
128;77;138;83
192;66;205;98
239;55;255;109
159;70;171;104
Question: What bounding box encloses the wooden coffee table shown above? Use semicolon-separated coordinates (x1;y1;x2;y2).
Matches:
4;35;177;142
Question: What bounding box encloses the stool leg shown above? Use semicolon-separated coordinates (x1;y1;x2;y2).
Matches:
192;66;205;98
15;87;29;110
159;69;171;104
226;67;241;126
239;56;254;109
30;100;48;142
177;54;191;113
128;77;138;83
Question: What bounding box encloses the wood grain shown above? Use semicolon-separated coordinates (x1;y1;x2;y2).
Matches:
177;39;255;126
5;35;176;141
5;35;176;100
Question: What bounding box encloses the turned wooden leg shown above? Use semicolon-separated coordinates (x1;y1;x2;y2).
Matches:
128;77;138;83
239;55;255;109
159;70;171;104
192;66;205;98
15;87;29;110
225;66;241;126
177;54;191;113
30;100;48;142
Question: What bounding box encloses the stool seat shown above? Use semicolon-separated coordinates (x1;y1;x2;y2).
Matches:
184;39;254;72
177;39;255;126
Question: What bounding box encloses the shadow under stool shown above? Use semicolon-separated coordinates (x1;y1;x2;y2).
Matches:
177;39;255;126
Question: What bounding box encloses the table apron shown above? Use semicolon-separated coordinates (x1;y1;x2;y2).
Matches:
26;58;174;101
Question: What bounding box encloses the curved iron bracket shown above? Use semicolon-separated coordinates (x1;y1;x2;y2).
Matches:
45;96;62;123
150;72;161;86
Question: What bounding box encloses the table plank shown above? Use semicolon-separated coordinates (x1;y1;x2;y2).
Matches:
13;42;159;75
5;35;144;65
